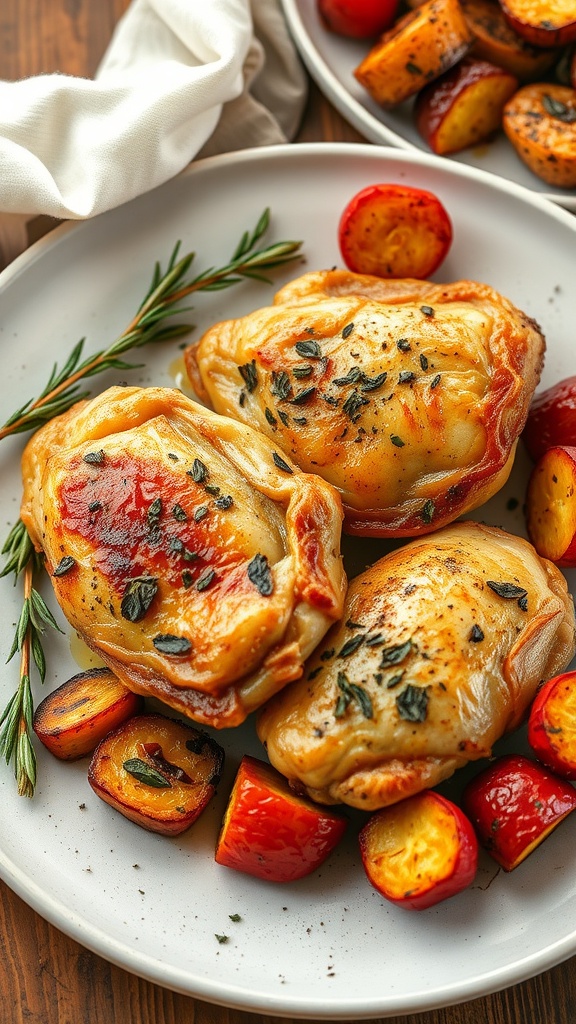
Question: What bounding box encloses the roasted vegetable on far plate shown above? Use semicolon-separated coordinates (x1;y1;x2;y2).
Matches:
503;83;576;188
415;57;519;154
354;0;474;107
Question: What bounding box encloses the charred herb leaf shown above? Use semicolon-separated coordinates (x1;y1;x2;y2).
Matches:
379;639;412;668
152;634;192;655
238;360;258;392
247;553;273;596
487;581;528;602
295;340;322;359
272;451;293;474
396;684;429;723
123;757;172;788
121;576;159;622
52;556;76;577
334;672;373;719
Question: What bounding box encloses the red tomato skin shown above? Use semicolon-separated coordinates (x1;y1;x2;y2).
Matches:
528;672;576;779
215;755;347;882
462;754;576;871
317;0;399;38
338;183;453;280
523;375;576;462
359;791;478;910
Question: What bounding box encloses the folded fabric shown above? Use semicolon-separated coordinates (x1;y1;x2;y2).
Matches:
0;0;308;220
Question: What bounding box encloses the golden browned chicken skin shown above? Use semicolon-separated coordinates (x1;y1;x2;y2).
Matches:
20;386;346;729
257;521;575;810
185;270;545;536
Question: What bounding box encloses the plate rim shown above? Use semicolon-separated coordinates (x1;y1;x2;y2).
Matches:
0;141;576;1019
280;0;576;212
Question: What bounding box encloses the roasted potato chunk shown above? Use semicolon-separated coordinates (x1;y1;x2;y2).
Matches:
33;667;143;760
503;83;576;187
88;712;224;835
354;0;474;107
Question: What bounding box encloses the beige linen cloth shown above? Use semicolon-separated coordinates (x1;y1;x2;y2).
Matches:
0;0;308;268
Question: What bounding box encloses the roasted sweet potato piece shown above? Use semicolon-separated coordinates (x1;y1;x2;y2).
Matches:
88;713;224;835
359;791;478;909
33;667;143;760
523;374;576;462
215;755;347;882
503;83;576;187
461;0;557;80
338;182;453;278
528;671;576;779
354;0;474;107
525;445;576;566
499;0;576;47
462;754;576;870
416;56;519;152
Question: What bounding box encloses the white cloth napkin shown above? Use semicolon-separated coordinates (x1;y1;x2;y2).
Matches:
0;0;307;221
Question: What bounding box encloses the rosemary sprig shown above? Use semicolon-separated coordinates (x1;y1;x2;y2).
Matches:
0;560;62;796
0;208;302;439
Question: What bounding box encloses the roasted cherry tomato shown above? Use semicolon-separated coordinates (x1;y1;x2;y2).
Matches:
215;755;347;882
523;375;576;462
528;672;576;779
358;791;478;910
33;667;143;760
88;713;224;835
525;444;576;567
317;0;399;38
338;183;453;279
462;754;576;871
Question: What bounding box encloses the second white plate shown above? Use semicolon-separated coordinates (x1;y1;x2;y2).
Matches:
281;0;576;211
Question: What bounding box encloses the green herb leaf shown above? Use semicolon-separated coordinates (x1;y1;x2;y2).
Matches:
247;553;274;596
123;757;172;788
121;576;159;622
153;634;192;655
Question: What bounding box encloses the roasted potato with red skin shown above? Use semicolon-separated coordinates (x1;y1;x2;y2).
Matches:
462;754;576;870
523;375;576;462
338;183;453;278
525;445;576;567
415;57;519;154
88;713;224;836
317;0;399;38
215;755;347;882
33;667;143;761
528;672;576;779
359;791;478;909
461;0;557;81
503;83;576;188
354;0;474;108
499;0;576;47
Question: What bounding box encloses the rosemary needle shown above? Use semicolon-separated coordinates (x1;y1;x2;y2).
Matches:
0;208;303;796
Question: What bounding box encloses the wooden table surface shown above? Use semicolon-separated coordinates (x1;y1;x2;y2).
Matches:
1;2;575;1023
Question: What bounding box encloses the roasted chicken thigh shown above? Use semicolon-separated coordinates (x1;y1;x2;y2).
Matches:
20;386;346;728
185;270;545;536
257;522;576;810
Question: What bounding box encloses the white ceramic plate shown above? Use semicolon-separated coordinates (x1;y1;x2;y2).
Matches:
280;0;576;212
0;144;575;1020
